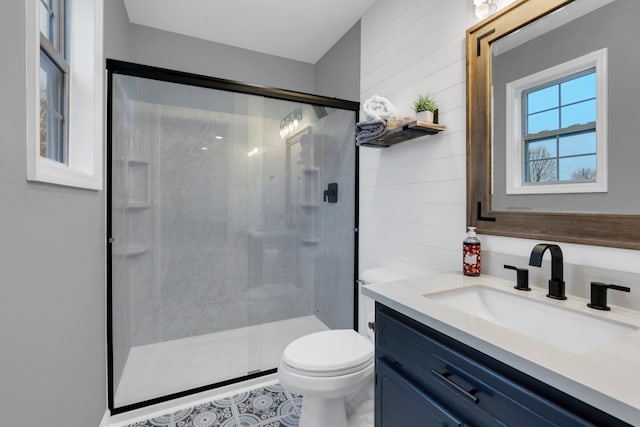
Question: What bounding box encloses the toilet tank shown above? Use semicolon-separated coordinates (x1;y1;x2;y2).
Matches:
358;268;407;339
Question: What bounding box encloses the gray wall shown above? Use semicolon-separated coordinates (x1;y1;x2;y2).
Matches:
105;0;314;94
0;2;106;427
104;0;131;61
492;0;640;214
314;21;361;102
104;0;361;99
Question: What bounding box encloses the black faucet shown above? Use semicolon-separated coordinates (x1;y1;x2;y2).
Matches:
528;243;566;300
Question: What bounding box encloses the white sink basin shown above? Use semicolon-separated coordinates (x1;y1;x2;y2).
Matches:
426;285;637;354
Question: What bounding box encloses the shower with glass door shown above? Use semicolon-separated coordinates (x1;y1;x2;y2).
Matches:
106;61;359;413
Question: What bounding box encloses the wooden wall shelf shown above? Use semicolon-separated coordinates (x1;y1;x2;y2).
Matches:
358;121;446;148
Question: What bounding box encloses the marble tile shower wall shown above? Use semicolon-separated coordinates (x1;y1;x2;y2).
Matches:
155;104;313;342
157;106;247;341
117;98;317;349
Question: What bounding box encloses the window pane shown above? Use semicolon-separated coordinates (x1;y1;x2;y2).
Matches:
50;115;64;162
40;51;64;115
527;85;558;114
561;71;596;105
526;159;557;183
39;66;48;106
39;1;53;41
559;155;596;182
559;131;596;157
39;106;48;157
39;109;64;162
39;50;66;163
527;109;559;134
561;99;596;128
526;137;557;160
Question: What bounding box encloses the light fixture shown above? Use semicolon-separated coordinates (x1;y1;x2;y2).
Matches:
279;108;303;139
215;135;223;140
474;0;497;19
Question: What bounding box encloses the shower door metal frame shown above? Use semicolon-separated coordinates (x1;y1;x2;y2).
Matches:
105;59;360;414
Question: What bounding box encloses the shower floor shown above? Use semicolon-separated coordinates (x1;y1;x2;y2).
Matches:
115;315;329;407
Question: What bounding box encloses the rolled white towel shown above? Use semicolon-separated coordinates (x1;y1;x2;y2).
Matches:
362;95;399;121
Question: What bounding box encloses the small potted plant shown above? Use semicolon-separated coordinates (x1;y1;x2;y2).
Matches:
413;95;438;123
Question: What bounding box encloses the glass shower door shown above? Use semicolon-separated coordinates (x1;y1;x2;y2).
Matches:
108;64;357;412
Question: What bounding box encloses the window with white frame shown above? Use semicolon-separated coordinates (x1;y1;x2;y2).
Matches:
505;49;607;195
27;0;104;190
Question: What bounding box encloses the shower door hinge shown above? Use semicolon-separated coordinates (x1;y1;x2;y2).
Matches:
354;227;358;233
108;237;115;244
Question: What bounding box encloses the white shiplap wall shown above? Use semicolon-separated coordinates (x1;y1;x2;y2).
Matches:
358;0;640;281
359;0;475;276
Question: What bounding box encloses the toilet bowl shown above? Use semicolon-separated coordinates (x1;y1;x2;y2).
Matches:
279;268;406;427
279;329;374;427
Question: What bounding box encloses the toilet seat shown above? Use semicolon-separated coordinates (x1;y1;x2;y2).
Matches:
281;329;374;378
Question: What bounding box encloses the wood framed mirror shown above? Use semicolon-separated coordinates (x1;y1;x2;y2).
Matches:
466;0;640;250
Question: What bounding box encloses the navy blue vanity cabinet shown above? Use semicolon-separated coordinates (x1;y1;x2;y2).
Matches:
374;303;632;427
377;358;464;426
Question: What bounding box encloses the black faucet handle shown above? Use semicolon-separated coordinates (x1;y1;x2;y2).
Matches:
504;265;531;291
608;284;631;292
587;282;631;311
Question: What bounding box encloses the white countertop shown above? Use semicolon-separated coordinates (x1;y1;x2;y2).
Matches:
363;272;640;425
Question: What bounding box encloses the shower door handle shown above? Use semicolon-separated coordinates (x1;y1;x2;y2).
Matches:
324;183;338;203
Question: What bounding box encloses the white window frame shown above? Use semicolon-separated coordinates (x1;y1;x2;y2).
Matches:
26;0;104;190
505;48;607;195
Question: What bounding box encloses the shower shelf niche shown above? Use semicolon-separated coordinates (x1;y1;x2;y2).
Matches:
358;121;446;148
118;158;151;206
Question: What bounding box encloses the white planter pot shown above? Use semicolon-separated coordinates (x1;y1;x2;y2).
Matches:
416;110;434;123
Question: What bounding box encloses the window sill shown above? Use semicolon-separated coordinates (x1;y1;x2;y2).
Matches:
506;180;607;195
27;156;102;190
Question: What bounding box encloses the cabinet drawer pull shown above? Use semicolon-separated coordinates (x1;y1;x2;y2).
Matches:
432;369;479;404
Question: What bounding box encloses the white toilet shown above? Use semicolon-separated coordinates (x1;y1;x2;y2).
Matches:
279;268;406;427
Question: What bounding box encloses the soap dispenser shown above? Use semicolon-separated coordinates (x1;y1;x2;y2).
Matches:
463;227;481;276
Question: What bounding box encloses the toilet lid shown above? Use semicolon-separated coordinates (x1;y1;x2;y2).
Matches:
281;329;374;376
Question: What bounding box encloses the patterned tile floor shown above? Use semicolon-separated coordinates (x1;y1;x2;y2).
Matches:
126;383;302;427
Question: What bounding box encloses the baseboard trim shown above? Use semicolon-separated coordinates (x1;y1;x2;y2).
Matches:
99;409;110;427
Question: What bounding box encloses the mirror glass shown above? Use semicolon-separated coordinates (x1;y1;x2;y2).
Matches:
490;0;639;214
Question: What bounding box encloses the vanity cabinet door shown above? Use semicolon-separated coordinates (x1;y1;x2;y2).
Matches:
376;358;464;427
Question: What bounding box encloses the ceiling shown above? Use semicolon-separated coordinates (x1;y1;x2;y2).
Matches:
123;0;375;64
